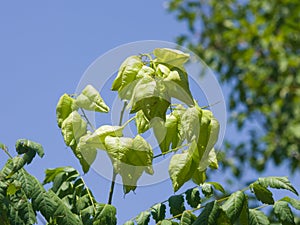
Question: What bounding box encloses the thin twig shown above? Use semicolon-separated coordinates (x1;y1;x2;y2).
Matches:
80;108;96;131
153;143;190;159
81;176;96;212
107;101;128;205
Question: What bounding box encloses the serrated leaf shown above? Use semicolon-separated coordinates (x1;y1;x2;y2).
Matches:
202;183;213;197
192;200;220;225
75;85;109;113
280;196;300;210
153;48;190;69
56;94;77;128
221;191;245;223
93;203;117;225
43;167;78;185
257;177;298;195
136;211;150;225
104;135;153;194
168;195;185;218
206;182;225;194
15;139;44;158
238;195;249;225
185;188;201;208
151;203;166;223
48;190;84;225
273;201;295;225
251;183;274;204
191;167;206;185
135;110;150;134
248;209;270;225
216;209;232;225
61;111;87;146
112;56;144;92
181;210;197;225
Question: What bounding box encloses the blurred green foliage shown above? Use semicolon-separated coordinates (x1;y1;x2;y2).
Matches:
167;0;300;176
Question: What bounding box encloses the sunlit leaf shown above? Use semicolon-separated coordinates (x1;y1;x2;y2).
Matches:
75;85;109;113
181;210;196;225
153;48;190;69
257;177;298;195
56;94;77;128
136;211;150;225
61;111;87;147
135;110;150;134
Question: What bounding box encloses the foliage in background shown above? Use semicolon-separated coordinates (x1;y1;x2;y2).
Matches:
167;0;300;176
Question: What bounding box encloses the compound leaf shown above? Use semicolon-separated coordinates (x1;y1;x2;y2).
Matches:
273;201;295;225
257;177;298;195
221;191;245;223
192;200;220;225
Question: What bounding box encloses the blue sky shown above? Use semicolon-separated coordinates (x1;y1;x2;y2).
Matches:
1;1;299;224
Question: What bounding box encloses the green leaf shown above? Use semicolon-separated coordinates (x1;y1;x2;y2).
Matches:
191;168;206;185
201;183;213;197
151;203;166;223
168;150;194;192
181;106;201;143
181;210;196;225
61;111;87;147
163;68;194;106
0;142;6;150
135;110;150;134
273;201;296;225
221;191;245;223
206;182;225;194
77;135;97;169
238;196;249;225
93;203;117;225
112;55;144;92
75;84;109;113
192;200;220;225
216;209;232;225
153;48;190;69
6;182;21;195
136;211;150;225
185;188;201;208
15;139;44;158
56;94;77;128
154;113;181;153
104;135;153;194
257;177;298;195
280;196;300;210
43;167;78;184
48;190;84;225
248;209;270;225
168;195;185;218
85;125;123;150
129;76;170;121
251;183;274;204
124;221;134;225
156;64;170;77
159;220;173;225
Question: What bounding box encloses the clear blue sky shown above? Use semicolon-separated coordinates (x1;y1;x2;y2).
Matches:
0;1;299;224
